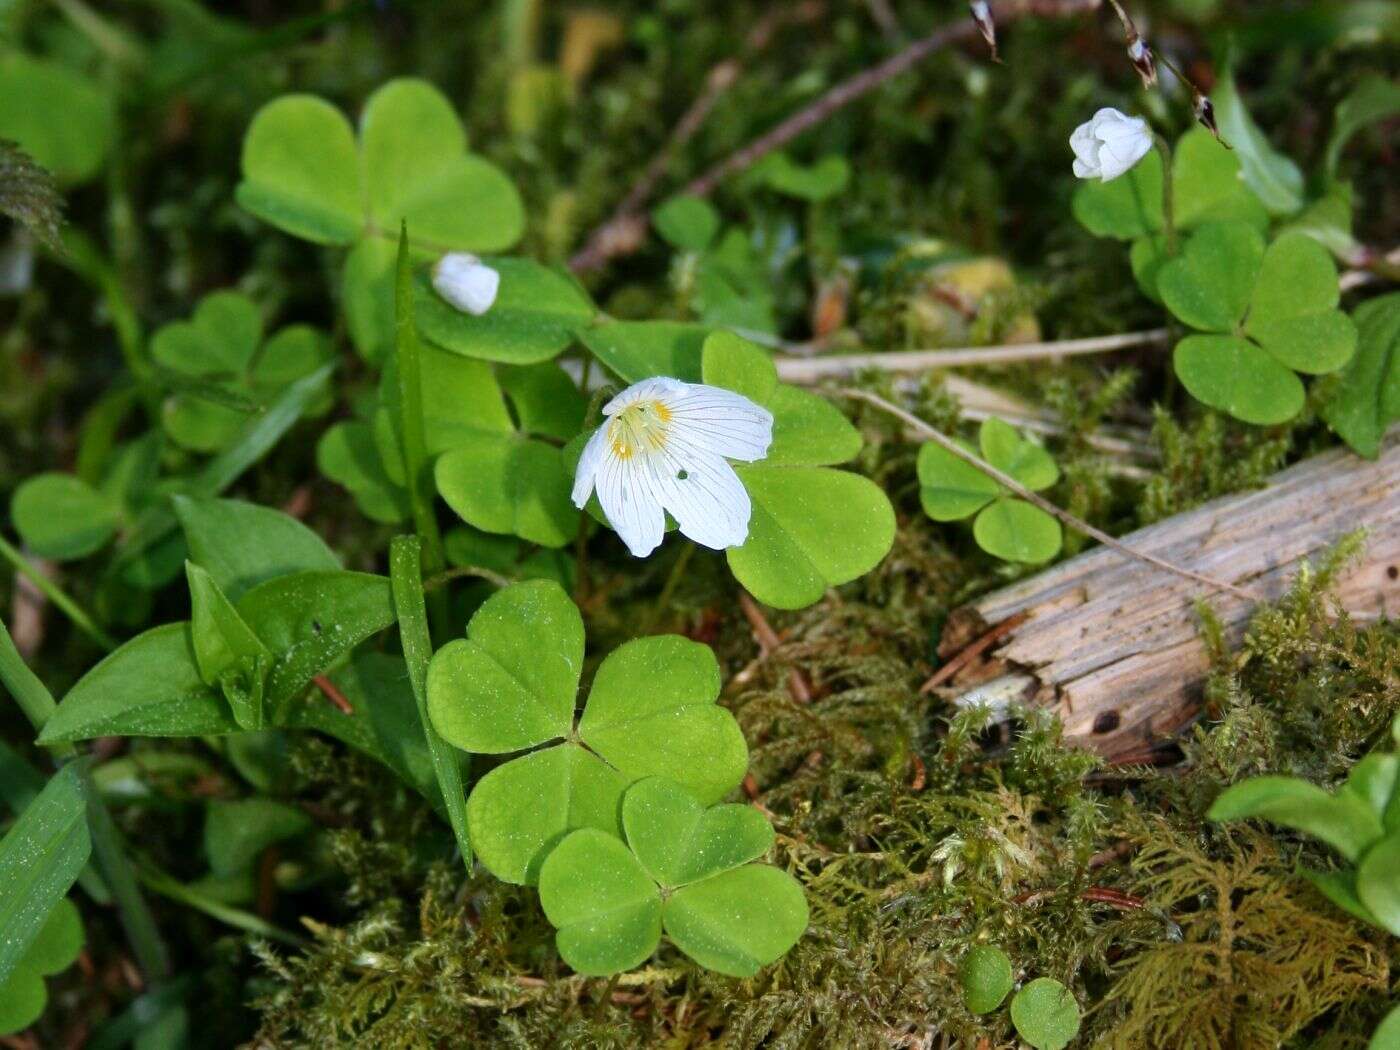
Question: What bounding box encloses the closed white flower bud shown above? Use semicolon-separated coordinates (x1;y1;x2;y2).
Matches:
1069;107;1153;182
432;253;500;316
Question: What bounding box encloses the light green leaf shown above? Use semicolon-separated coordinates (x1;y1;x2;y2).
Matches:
758;153;851;202
1356;831;1400;936
578;321;708;384
765;386;861;466
342;238;398;363
538;827;662;974
1245;233;1356;375
1325;74;1400;176
1174;335;1305;426
973;498;1062;564
1212;63;1306;216
960;945;1013;1015
499;363;587;441
652;196;720;252
0;763;89;985
18;897;82;977
316;421;409;524
1339;754;1400;824
467;745;627;885
235;95;362;245
621;776;772;887
0;52;111;185
701;331;778;405
578;637;745;805
204;798;312;878
1208;775;1385;861
0;969;45;1036
1072;147;1163;240
1158;222;1265;332
662;864;808;978
1172;127;1269;231
1282;182;1359;260
185;562;270;730
979;418;1058;490
150;291;260;378
729;465;895;609
1322;293;1400;458
235;571;396;709
10;473;120;560
38;625;234;743
1302;868;1377;928
416;261;594;365
917;440;1000;521
426;579;583;753
174;495;340;603
1010;978;1081;1050
434;433;578;548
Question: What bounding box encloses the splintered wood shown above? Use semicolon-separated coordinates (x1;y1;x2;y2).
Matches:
936;429;1400;761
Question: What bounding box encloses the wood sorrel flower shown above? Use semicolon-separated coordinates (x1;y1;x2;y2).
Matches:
1070;108;1153;182
571;377;773;558
432;252;499;315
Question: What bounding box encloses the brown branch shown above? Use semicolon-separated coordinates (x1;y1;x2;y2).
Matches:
569;2;825;272
838;388;1257;602
919;611;1028;693
312;674;354;715
570;0;1103;273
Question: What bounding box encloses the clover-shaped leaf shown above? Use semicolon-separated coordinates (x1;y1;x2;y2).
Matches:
755;152;851;202
1163;225;1357;425
917;418;1061;564
152;291;333;453
652;195;720;252
434;434;578;548
0;898;84;1036
0;52;112;185
426;582;748;884
238;78;522;251
10;473;121;560
539;778;807;977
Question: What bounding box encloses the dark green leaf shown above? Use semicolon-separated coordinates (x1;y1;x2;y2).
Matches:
174;496;340;602
1322;293;1400;458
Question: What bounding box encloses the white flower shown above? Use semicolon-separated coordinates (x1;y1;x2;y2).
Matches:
432;253;500;315
1070;107;1153;182
571;377;773;558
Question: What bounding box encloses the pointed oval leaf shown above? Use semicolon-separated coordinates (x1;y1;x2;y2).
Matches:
539;827;662;975
622;776;773;887
11;473;120;560
1212;64;1305;216
1208;775;1384;861
415;261;594;364
236;95;362;245
579;637;745;804
186;562;270;729
1356;831;1400;936
1174;335;1305;426
1339;754;1400;824
426;579;583;753
1302;868;1379;928
468;745;628;885
38;625;234;743
728;465;895;610
973;498;1062;564
662;864;808;978
174;496;340;603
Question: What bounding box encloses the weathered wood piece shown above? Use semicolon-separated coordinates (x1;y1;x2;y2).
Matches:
939;429;1400;761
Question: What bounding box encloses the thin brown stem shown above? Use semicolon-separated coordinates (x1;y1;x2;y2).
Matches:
838;388;1257;601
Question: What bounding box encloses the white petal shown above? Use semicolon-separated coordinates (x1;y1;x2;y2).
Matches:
571;427;608;507
433;254;500;315
1072;157;1097;179
596;452;665;558
653;448;752;551
661;384;773;462
602;376;687;416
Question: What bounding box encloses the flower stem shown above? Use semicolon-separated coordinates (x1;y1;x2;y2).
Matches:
1155;134;1178;256
0;535;118;652
641;542;696;634
392;226;450;639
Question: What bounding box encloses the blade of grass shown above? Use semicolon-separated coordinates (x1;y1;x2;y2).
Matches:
390;535;472;871
0;538;118;652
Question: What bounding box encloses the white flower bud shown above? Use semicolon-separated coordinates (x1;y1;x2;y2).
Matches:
1069;107;1153;182
432;253;500;316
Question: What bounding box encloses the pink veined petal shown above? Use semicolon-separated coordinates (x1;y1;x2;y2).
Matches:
595;450;666;558
661;384;773;462
571;427;608;508
653;448;751;551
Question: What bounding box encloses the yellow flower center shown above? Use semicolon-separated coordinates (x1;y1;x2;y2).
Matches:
608;400;672;460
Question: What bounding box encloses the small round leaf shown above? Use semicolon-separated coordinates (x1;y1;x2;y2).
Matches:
0;968;45;1036
653;196;720;252
972;498;1062;564
959;945;1013;1015
11;474;120;560
1010;978;1081;1050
